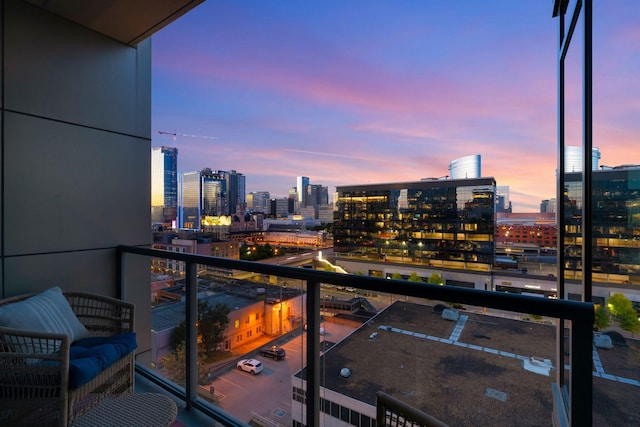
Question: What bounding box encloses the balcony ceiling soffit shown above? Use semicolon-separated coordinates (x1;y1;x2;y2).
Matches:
25;0;205;46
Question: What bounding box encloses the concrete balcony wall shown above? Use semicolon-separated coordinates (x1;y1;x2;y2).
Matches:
0;0;152;348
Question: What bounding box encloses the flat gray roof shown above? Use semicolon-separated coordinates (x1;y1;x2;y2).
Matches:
152;292;256;332
302;301;640;426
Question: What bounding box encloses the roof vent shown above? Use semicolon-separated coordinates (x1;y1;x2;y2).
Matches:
339;368;351;378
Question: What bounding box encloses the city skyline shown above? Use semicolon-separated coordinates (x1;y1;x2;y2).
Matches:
151;1;640;212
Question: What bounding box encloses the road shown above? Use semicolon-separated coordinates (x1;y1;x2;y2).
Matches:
204;321;355;426
203;285;547;425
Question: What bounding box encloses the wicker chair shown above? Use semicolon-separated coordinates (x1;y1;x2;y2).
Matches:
0;291;135;427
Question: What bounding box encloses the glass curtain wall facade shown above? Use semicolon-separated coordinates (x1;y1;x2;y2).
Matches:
334;178;496;267
247;191;270;212
448;154;481;179
564;146;601;172
225;170;245;214
151;146;178;227
180;171;201;229
181;168;247;227
202;174;227;217
297;176;309;208
564;167;640;280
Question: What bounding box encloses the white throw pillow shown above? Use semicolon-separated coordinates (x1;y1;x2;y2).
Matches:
0;287;90;352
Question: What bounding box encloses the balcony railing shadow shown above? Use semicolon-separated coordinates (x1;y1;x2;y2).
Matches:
117;245;594;427
376;391;449;427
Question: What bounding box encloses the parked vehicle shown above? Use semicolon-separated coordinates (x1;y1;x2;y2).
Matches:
259;345;286;360
236;359;263;375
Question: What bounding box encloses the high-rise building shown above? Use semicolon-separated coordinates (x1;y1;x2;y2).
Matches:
564;165;640;279
564;146;601;172
225;169;245;214
151;146;178;228
540;198;557;213
247;191;270;212
201;169;227;217
307;184;329;207
449;154;481;179
180;171;201;229
334;178;496;266
270;197;293;218
296;176;310;207
180;169;246;228
496;185;512;213
317;204;334;224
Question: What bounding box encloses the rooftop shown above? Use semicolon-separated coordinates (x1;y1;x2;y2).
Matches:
302;300;640;426
152;291;257;332
152;279;303;331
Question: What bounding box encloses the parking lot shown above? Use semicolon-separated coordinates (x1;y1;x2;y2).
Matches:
205;321;356;425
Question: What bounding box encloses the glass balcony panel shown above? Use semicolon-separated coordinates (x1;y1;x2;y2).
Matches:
302;288;564;427
119;246;595;426
147;260;308;425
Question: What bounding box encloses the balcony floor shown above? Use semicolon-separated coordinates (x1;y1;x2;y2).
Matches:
135;372;218;427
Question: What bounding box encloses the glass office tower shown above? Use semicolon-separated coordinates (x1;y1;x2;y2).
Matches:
151;146;178;227
448;154;481;180
297;176;310;208
564;166;640;280
180;171;201;229
225;170;246;214
334;178;496;266
564;146;601;172
202;171;227;217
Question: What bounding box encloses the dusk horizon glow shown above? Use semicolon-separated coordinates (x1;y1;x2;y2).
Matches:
151;1;639;212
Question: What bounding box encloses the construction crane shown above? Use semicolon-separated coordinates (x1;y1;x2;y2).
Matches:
157;130;218;144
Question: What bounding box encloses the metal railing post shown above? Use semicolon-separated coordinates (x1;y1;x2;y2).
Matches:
570;318;593;426
305;280;320;427
185;261;198;409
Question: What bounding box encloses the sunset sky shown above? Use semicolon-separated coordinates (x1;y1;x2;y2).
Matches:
151;1;639;212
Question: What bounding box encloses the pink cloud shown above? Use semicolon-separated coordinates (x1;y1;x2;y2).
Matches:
152;1;640;211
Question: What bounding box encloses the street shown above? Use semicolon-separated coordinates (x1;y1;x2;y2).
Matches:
204;321;356;425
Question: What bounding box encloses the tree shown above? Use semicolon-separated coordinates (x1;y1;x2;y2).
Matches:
170;320;187;350
607;293;633;317
159;343;209;386
170;301;230;356
607;293;640;335
263;243;274;258
427;273;444;286
593;305;610;330
160;342;186;386
239;243;276;261
618;308;640;335
408;272;422;282
391;272;402;280
199;302;231;354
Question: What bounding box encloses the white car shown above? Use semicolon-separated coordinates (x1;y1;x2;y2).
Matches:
236;358;263;375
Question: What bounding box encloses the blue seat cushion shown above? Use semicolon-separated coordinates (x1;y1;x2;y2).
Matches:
68;332;137;389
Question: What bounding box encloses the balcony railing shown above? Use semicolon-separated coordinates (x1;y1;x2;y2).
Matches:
376;391;450;427
117;245;594;426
